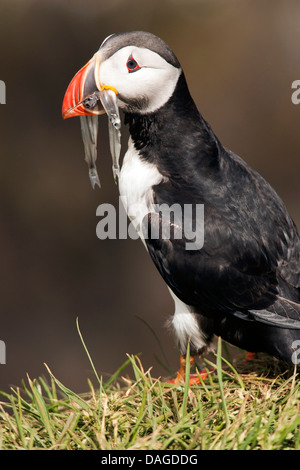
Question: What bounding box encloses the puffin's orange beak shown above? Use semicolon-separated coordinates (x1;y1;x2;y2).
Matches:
62;53;111;119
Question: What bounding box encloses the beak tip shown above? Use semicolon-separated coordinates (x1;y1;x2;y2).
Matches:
62;58;96;120
61;108;70;120
62;90;72;119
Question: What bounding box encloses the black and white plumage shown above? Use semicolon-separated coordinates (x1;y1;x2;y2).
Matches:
63;31;300;372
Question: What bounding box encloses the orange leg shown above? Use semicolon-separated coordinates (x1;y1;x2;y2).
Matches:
167;354;208;385
245;352;256;361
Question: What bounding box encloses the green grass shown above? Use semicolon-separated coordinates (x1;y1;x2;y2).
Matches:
0;336;299;450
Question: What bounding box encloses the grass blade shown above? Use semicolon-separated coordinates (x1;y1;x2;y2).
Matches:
217;337;229;426
44;364;90;412
180;341;191;419
76;317;102;387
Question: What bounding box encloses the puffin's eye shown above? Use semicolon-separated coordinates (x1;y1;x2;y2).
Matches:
126;55;140;73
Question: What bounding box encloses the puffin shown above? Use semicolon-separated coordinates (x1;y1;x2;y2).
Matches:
62;31;300;382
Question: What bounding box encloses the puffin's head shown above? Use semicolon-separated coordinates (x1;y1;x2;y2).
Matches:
62;31;182;118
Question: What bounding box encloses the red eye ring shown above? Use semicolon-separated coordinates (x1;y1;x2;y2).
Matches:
126;55;141;73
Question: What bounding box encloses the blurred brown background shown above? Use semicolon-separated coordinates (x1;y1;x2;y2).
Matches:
0;0;299;393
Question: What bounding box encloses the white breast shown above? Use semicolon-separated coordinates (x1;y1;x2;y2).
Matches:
119;138;165;240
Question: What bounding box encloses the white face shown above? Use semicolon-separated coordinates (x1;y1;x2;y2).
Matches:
98;46;181;114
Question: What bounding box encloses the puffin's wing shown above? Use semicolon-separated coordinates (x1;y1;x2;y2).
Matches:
278;231;300;289
142;211;300;329
249;297;300;328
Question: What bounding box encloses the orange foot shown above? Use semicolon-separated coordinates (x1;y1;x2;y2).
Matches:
245;352;256;361
166;355;208;385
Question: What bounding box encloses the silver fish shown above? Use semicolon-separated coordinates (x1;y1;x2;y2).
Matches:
79;88;121;188
99;88;121;184
80;114;100;189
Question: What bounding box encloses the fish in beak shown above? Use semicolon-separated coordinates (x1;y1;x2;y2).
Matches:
62;52;121;188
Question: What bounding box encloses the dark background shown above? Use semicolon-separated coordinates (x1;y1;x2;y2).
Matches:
0;0;299;393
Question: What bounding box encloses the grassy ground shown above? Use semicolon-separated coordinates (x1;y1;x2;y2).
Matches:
0;336;299;450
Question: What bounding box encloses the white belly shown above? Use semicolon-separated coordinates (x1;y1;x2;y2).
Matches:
119;138;165;240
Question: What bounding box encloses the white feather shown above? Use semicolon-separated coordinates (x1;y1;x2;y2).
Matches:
169;289;208;354
119;138;165;240
100;46;181;113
